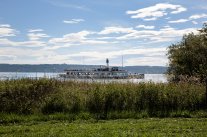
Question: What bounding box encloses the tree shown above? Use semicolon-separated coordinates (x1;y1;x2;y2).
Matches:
167;23;207;83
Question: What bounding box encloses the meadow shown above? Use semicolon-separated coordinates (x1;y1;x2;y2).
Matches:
1;118;207;137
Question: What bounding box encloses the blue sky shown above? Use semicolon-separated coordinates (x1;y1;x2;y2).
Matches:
0;0;207;66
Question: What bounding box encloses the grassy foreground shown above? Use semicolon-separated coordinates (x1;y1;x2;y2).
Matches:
1;79;207;136
1;118;207;137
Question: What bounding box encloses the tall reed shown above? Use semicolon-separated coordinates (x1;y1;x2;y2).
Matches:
0;79;205;118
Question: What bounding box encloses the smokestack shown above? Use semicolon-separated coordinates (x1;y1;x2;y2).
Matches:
106;58;109;68
121;52;124;70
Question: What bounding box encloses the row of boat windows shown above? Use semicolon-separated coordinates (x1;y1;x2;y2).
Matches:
66;72;128;76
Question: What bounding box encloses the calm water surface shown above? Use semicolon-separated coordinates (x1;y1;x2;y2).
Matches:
0;72;167;83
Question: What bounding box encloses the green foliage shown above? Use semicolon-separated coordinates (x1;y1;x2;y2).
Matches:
167;23;207;82
0;78;59;114
0;79;206;120
41;97;68;114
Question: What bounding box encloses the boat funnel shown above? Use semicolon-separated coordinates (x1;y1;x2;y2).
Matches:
106;58;109;68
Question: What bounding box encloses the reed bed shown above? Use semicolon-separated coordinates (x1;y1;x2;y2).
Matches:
0;78;206;120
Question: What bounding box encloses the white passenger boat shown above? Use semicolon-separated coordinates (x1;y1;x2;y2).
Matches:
59;59;144;79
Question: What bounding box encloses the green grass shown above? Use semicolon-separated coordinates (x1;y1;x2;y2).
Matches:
0;118;207;137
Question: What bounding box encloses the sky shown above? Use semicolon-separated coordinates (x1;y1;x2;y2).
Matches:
0;0;207;66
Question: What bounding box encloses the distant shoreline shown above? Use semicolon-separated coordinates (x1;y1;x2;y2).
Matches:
0;64;167;74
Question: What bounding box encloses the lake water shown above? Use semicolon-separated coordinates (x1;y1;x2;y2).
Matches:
0;72;167;83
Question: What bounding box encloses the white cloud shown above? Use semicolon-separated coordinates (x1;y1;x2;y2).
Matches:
171;6;186;14
0;55;16;61
47;1;90;11
126;57;168;66
28;29;44;33
168;19;189;23
123;48;166;57
50;26;196;46
44;43;76;50
168;13;207;24
0;21;200;65
48;30;116;49
17;41;47;47
0;46;54;57
99;26;135;35
189;14;207;20
0;38;47;47
136;25;155;29
0;26;48;47
63;19;85;24
0;24;11;27
0;45;168;65
0;46;59;64
126;3;187;21
55;47;167;66
27;33;50;41
38;54;74;64
163;25;171;28
49;30;93;44
117;27;198;43
0;24;16;37
192;21;198;25
67;47;166;59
